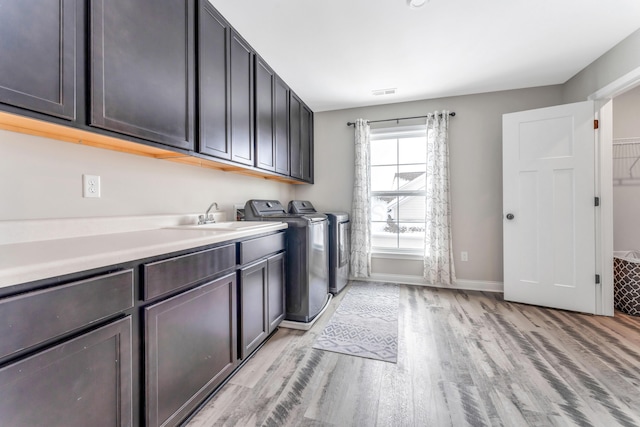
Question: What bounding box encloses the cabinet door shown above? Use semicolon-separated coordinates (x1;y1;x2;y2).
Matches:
274;77;290;176
267;252;286;333
239;260;268;359
145;273;237;427
300;104;314;183
0;317;132;427
0;0;76;120
255;56;276;171
289;93;302;179
229;30;255;166
290;92;314;182
90;0;195;150
198;1;231;159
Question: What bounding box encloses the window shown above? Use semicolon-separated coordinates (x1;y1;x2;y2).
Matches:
370;125;427;253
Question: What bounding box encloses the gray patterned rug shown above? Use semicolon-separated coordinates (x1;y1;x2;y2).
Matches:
312;281;399;363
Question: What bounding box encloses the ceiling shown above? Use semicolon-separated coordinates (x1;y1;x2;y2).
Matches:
207;0;640;112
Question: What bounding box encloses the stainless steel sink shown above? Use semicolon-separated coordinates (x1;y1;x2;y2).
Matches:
166;221;282;232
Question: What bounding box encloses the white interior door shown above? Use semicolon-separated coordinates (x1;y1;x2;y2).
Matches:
503;101;597;314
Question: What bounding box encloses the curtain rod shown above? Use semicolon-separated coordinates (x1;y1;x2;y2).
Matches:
346;112;456;127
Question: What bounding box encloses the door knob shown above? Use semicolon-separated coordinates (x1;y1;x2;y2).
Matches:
506;213;514;220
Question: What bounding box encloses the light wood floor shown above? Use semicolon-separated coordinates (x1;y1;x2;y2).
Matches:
186;282;640;427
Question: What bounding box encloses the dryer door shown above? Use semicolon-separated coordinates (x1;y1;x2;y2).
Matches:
338;220;350;268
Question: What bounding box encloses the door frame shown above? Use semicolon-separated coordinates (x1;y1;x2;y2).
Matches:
589;66;640;315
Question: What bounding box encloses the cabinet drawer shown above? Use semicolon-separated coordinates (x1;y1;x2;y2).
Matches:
0;316;132;427
143;244;235;301
238;232;285;265
0;269;134;361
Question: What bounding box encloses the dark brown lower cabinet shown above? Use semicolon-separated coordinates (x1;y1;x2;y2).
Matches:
267;252;286;333
0;232;286;426
145;273;237;427
240;252;286;359
239;260;269;359
0;317;133;427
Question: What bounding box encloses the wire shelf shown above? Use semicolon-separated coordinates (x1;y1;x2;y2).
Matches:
613;138;640;185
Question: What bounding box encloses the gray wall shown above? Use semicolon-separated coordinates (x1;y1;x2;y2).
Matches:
613;85;640;137
294;86;564;282
4;23;640;284
297;26;640;284
0;130;294;221
563;28;640;102
612;86;640;251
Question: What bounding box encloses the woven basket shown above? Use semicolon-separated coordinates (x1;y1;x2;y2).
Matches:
613;251;640;317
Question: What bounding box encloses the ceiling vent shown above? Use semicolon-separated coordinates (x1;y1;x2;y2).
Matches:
407;0;428;9
372;88;397;96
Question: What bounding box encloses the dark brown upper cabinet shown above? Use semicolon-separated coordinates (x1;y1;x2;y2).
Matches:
255;58;291;176
289;93;301;179
198;1;231;160
0;0;314;184
255;56;276;172
199;4;255;167
290;92;314;183
0;0;77;121
274;77;291;176
229;30;255;166
90;0;195;151
300;103;314;182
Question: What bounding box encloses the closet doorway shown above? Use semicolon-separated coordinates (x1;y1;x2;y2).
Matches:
612;86;640;253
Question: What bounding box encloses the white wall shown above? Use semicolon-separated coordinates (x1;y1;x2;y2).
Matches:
294;85;565;282
612;86;640;251
0;130;295;221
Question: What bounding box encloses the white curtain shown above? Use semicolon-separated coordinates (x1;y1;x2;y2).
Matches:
424;111;456;285
350;118;371;278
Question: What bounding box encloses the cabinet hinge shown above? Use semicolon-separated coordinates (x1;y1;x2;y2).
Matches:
595;274;601;284
595;196;600;207
594;119;599;129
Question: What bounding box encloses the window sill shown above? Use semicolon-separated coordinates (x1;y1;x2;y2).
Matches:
371;251;423;261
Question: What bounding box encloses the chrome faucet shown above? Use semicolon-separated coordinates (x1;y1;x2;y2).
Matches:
198;202;219;225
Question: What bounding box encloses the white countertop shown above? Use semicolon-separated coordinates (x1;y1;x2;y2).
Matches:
0;222;287;289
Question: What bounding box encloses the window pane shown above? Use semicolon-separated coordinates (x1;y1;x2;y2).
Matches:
399;230;425;249
397;196;425;249
371;138;397;166
397;164;426;191
372;196;396;222
371;165;398;192
370;128;428;253
372;221;397;249
397;195;426;222
398;137;426;164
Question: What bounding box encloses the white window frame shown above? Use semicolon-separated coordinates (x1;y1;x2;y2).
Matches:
370;125;427;255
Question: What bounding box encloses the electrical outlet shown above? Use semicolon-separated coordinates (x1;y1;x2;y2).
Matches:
461;251;468;262
83;174;101;198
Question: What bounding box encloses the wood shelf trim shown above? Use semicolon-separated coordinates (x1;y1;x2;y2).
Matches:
0;111;305;184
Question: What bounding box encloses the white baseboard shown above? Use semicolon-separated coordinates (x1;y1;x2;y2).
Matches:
452;279;503;293
351;273;503;293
